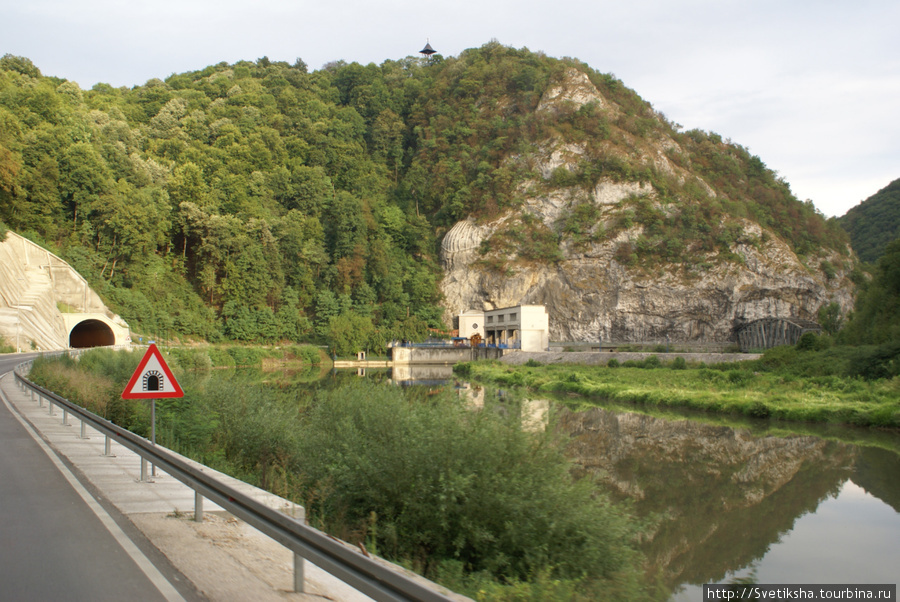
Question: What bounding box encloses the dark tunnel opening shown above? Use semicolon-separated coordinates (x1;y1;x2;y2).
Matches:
69;319;115;348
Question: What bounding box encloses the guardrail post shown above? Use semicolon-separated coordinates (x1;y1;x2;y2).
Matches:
294;554;305;593
194;491;204;522
140;458;153;483
62;408;69;426
79;419;89;439
103;435;115;457
47;398;54;416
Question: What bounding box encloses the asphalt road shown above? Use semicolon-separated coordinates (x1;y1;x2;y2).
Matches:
0;353;200;601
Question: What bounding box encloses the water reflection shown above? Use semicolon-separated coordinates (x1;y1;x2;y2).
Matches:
277;364;900;594
389;363;456;386
555;406;900;594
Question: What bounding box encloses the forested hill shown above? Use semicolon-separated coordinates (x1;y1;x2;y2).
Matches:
0;44;849;347
839;178;900;264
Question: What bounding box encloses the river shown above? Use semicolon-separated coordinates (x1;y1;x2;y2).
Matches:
345;364;900;597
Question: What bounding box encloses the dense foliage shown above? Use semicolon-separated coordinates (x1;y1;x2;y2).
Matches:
838;178;900;263
0;45;848;346
29;351;651;600
839;238;900;346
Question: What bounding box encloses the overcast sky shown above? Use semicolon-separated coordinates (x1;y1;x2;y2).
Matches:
2;0;897;218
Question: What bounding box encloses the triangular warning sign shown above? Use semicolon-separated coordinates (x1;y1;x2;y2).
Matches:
122;343;184;399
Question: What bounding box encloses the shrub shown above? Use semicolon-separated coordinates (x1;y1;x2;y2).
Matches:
524;358;543;367
295;383;641;584
607;358;620;368
207;347;237;368
297;345;322;365
168;348;212;372
727;370;750;386
227;346;268;367
453;362;473;376
796;332;830;352
848;342;900;380
670;356;687;370
641;355;661;369
746;401;771;419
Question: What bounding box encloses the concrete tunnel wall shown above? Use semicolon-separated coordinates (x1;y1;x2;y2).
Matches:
62;314;131;348
69;319;116;348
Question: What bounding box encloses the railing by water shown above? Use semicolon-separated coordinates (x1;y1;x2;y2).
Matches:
12;357;458;602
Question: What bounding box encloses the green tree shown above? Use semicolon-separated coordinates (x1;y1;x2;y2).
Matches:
818;301;843;336
326;312;375;356
841;238;900;345
60;142;113;229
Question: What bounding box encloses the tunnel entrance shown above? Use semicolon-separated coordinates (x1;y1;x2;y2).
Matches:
69;319;115;348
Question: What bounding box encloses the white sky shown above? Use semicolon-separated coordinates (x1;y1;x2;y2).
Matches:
2;0;898;217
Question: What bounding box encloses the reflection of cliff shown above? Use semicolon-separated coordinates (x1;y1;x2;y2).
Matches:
852;447;900;513
556;407;856;587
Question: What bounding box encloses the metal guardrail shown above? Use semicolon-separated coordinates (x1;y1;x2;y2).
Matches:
13;360;458;602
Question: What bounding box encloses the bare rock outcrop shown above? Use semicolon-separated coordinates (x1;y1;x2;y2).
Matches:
439;70;854;343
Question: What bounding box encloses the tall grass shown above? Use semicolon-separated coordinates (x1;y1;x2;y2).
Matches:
457;347;900;429
27;350;656;601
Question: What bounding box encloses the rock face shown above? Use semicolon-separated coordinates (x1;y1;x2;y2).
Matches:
439;71;854;344
442;217;852;342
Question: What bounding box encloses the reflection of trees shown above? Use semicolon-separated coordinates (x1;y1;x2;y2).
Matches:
556;407;856;589
852;447;900;513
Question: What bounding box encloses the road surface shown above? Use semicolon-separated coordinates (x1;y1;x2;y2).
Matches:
0;353;201;601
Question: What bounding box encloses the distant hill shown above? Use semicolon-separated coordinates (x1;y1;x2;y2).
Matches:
839;178;900;263
0;44;855;346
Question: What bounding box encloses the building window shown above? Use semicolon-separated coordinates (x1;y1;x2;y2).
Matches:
487;316;493;324
498;315;504;323
510;312;517;320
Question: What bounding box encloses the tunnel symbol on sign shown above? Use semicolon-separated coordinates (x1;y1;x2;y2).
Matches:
142;370;164;392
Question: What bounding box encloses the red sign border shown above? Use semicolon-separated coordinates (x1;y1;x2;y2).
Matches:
121;343;184;399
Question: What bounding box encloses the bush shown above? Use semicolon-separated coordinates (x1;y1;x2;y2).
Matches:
670;356;687;370
227;346;268;367
207;347;237;368
796;332;831;352
848;342;900;380
296;345;322;365
524;358;543;367
607;358;620;368
641;355;661;369
295;383;641;584
453;362;473;376
168;348;212;372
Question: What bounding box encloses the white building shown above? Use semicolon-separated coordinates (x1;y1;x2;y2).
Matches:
458;305;549;352
458;310;484;339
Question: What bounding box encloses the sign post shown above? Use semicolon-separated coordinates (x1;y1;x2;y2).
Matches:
122;343;184;480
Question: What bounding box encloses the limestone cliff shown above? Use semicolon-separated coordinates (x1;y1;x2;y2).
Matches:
440;69;854;343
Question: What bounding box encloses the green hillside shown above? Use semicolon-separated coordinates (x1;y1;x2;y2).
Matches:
839;178;900;263
0;44;849;346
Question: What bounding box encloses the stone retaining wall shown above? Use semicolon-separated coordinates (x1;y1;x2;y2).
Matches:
499;350;761;366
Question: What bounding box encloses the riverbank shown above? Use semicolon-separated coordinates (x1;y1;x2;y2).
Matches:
456;354;900;429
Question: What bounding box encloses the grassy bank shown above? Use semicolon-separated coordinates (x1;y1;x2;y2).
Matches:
27;349;660;601
455;345;900;429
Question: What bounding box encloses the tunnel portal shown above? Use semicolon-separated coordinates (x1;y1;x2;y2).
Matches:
69;319;116;348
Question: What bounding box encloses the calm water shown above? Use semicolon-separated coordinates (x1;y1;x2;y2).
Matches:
252;365;900;596
554;404;900;597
